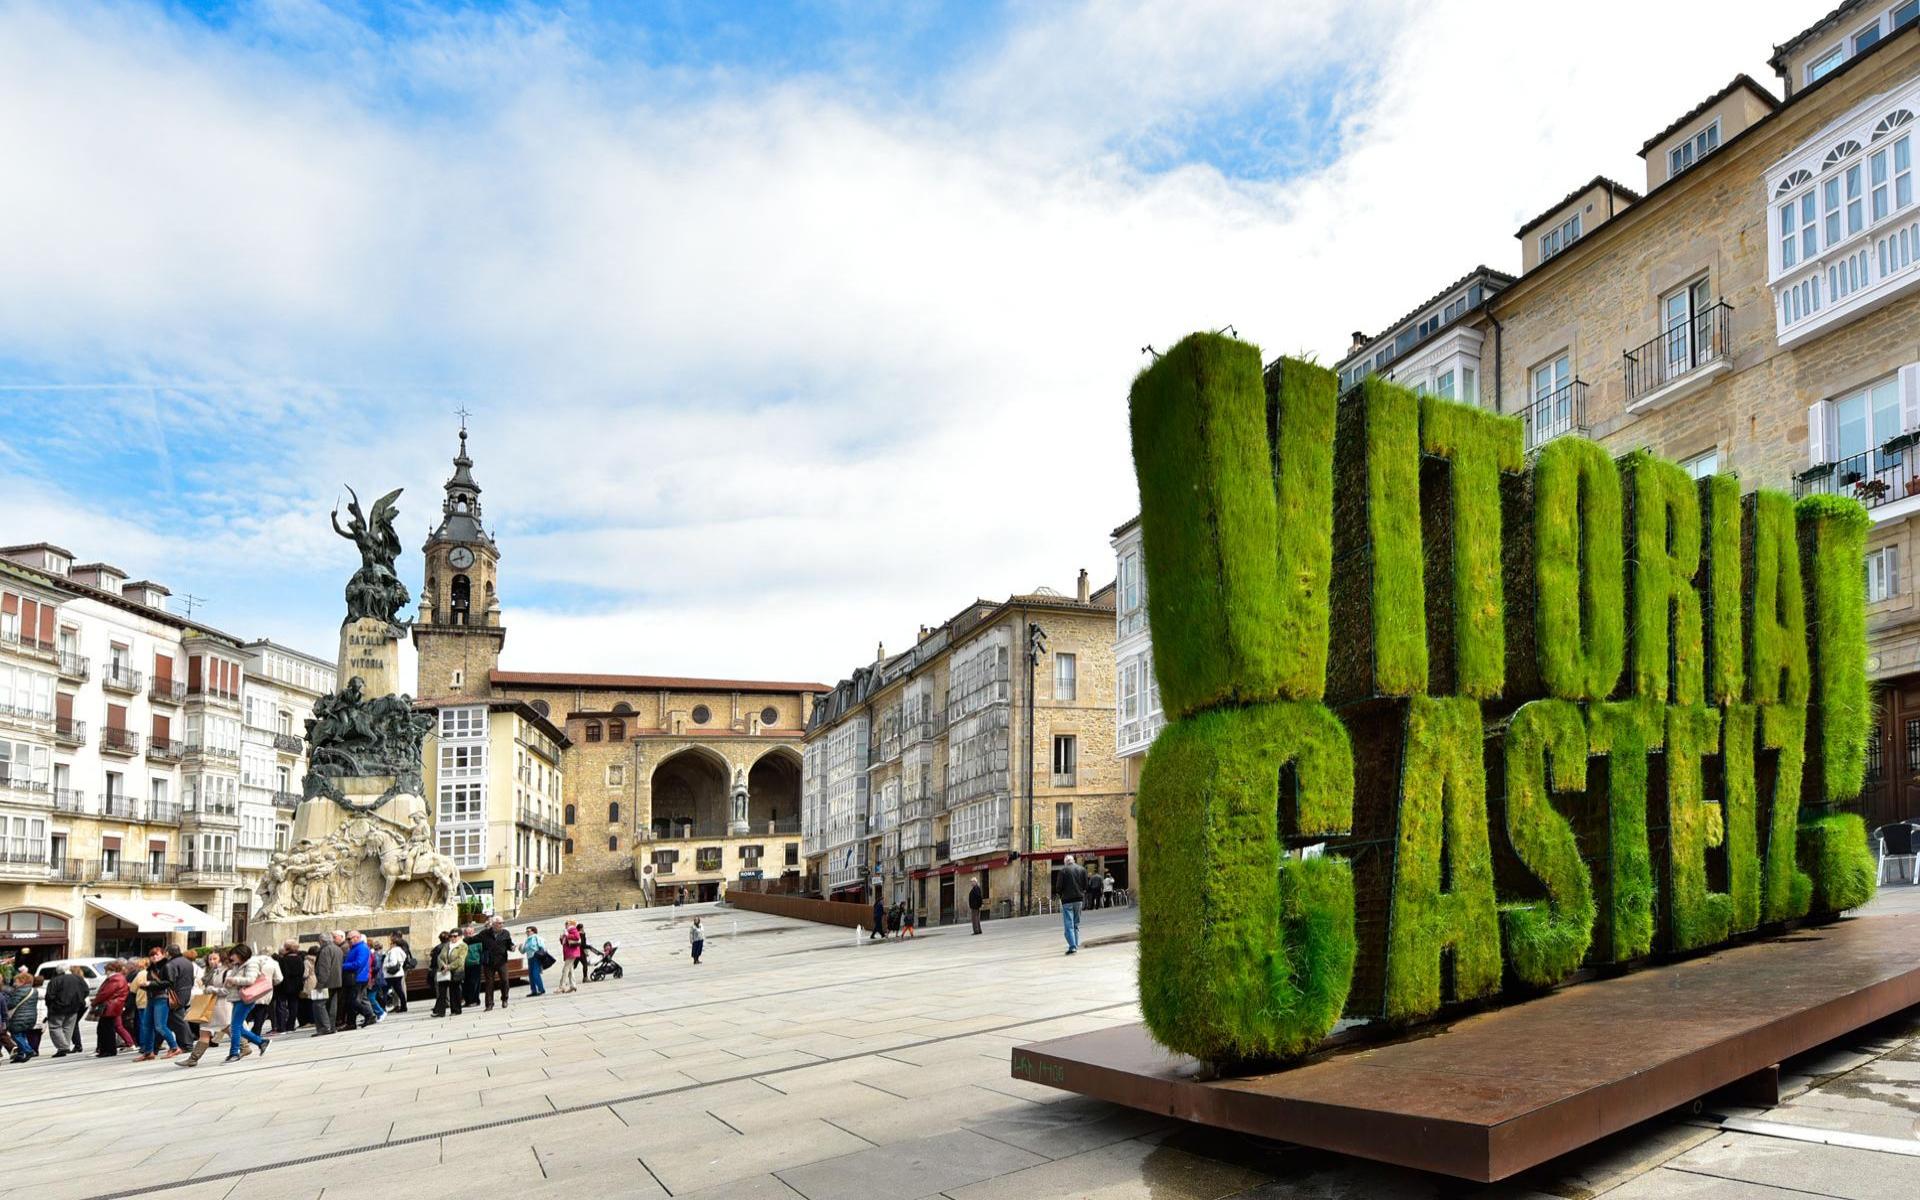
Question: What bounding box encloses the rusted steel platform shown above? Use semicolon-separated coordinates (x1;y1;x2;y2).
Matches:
1011;915;1920;1182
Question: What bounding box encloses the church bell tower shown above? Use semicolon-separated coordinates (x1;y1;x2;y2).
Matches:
412;424;505;698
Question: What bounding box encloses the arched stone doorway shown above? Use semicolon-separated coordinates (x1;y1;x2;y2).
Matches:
748;749;801;832
649;748;731;837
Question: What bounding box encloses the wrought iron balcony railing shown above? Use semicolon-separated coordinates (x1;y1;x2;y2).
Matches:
56;651;88;681
148;678;186;704
100;727;141;755
273;732;305;754
54;718;85;747
52;788;84;813
273;790;301;811
1624;302;1732;405
101;665;144;694
1793;440;1920;511
1520;381;1588;451
147;738;185;763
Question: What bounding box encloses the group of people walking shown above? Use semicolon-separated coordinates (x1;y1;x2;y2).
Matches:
0;913;635;1069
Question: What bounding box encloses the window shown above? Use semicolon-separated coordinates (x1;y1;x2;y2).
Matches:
585;721;601;742
1867;546;1902;602
609;835;619;852
1781;190;1818;269
1461;367;1477;406
1539;212;1582;261
608;719;624;742
1681;449;1719;480
449;669;464;689
1120;552;1141;613
1055;802;1073;840
609;802;620;822
1829;375;1903;461
1119;661;1140;723
1669;120;1720;176
530;699;550;718
1434;370;1455;399
762;705;779;725
1417;312;1440;338
691;704;711;724
1662;278;1714;374
1808;45;1845;85
1052;734;1077;786
606;764;625;788
1442;296;1467;322
1053;653;1076;701
439;706;484;740
564;838;573;854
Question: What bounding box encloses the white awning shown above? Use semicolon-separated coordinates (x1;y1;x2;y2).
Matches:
86;898;223;934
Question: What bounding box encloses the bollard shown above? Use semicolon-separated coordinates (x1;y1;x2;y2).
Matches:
855;925;863;946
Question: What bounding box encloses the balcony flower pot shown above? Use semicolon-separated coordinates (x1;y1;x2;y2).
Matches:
1884;431;1920;454
1854;478;1891;502
1906;477;1920;497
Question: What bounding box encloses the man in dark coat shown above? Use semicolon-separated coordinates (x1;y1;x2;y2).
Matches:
43;965;90;1056
273;941;307;1032
968;878;985;935
870;893;886;941
478;918;514;1010
161;945;195;1049
313;932;343;1036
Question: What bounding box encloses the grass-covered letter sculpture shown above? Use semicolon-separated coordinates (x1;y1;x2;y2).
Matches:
1132;332;1877;1065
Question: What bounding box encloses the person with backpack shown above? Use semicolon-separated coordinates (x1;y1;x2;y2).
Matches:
520;926;549;996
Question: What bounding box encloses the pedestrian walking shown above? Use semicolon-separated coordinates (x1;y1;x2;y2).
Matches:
92;961;130;1057
177;952;233;1067
559;921;585;992
44;964;89;1058
160;944;196;1053
870;894;886;940
1086;869;1104;912
574;922;593;986
273;941;305;1032
521;926;549;996
225;944;274;1062
1055;853;1089;955
130;958;158;1058
902;906;916;939
339;931;379;1030
5;970;40;1062
383;937;411;1013
689;917;704;964
479;917;513;1010
431;930;466;1017
313;933;343;1036
968;877;985;935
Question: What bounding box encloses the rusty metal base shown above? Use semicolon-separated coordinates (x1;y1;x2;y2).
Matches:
1010;915;1920;1182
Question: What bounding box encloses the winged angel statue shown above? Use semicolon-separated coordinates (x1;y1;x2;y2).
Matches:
332;486;412;627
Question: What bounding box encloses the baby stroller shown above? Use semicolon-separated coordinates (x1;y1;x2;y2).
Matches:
589;941;623;981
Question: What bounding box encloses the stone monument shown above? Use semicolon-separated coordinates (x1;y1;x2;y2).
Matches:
252;486;462;950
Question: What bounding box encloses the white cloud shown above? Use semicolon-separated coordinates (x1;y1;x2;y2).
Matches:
0;0;1811;683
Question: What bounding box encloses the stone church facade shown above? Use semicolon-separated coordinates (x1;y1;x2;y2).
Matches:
411;431;825;913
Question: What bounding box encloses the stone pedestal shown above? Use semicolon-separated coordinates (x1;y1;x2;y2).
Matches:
339;617;405;697
251;905;454;951
290;776;426;845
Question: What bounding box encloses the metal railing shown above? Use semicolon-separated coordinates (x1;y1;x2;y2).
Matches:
1624;302;1732;404
148;678;186;704
99;794;134;818
1520;381;1588;450
186;742;239;761
188;684;241;703
100;727;141;755
54;718;85;746
0;772;48;796
273;732;305;754
101;664;144;693
56;651;88;681
0;629;56;660
0;699;53;724
272;790;301;811
180;856;235;879
1793;443;1920;511
185;801;239;819
0;848;49;869
51;858;86;883
108;861;182;885
147;738;185;762
148;801;181;825
52;789;83;813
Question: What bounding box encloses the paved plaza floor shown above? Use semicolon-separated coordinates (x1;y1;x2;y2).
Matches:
10;890;1920;1200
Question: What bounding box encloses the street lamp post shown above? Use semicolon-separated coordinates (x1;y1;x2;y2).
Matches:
1021;620;1047;917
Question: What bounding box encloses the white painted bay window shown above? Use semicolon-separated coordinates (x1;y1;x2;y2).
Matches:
1867;545;1903;602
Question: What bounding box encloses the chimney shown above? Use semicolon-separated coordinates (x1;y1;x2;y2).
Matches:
876;641;886;662
1076;568;1090;603
1348;330;1369;355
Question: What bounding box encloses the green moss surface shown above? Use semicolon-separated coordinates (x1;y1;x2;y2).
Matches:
1800;812;1877;914
1761;704;1814;922
1703;474;1746;704
1720;703;1763;933
1798;494;1873;802
1748;491;1811;709
1498;699;1594;986
1667;704;1733;951
1625;453;1704;704
1534;437;1625;701
1136;701;1355;1062
1588;699;1663;961
1385;697;1502;1020
1363;379;1429;695
1421;396;1524;699
1128;334;1293;719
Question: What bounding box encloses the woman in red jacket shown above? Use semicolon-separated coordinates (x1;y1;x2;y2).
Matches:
92;963;131;1058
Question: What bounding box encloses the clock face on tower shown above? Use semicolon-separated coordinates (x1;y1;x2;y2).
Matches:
448;546;475;569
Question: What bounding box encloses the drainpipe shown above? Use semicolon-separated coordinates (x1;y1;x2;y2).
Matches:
1486;307;1504;413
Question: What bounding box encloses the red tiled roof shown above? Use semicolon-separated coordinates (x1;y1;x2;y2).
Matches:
491;670;828;694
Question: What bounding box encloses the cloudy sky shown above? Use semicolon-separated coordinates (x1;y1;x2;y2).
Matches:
0;0;1809;686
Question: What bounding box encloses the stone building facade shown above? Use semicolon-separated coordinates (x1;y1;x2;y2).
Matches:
408;431;822;914
1331;6;1920;829
803;573;1128;924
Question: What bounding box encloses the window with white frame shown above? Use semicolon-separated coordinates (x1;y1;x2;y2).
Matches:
0;739;49;790
1527;354;1575;447
1119;661;1140;723
1824;375;1903;463
1669;120;1721;176
1681;449;1720;480
1435;370;1456;399
1539;213;1582;261
1052;734;1077;786
1053;652;1076;701
1808;45;1845;85
439;705;485;740
1867;545;1902;602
